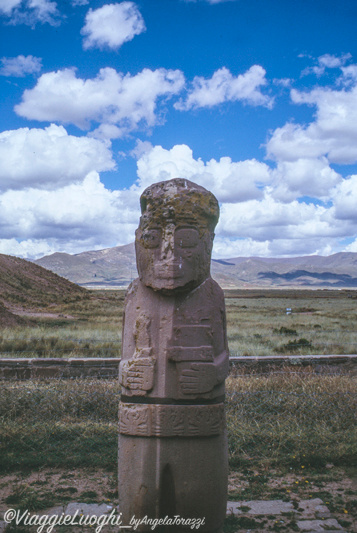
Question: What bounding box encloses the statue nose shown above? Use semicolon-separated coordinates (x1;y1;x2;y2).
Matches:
161;231;175;260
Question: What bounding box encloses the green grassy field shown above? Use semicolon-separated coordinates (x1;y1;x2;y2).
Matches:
0;370;356;530
0;288;356;357
0;371;355;474
1;288;356;530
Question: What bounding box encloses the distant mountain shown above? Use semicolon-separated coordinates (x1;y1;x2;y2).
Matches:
211;253;357;288
0;253;87;326
35;243;136;286
35;245;357;289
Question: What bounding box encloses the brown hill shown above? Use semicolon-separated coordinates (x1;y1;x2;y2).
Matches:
35;243;136;286
35;245;357;289
0;253;88;326
0;301;27;327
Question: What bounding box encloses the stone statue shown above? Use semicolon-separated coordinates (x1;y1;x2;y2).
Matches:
118;178;229;532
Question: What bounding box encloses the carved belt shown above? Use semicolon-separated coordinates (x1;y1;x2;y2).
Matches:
119;402;225;437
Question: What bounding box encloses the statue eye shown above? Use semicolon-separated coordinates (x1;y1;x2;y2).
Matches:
142;229;161;248
175;228;199;248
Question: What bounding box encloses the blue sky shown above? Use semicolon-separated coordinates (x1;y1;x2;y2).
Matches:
1;0;357;259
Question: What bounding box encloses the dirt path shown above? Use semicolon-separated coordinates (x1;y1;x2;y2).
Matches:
0;466;356;532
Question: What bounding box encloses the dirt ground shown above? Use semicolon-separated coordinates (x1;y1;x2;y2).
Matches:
0;465;356;532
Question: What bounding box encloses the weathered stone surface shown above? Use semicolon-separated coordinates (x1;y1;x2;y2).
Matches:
119;277;228;402
38;505;66;516
64;502;113;517
298;498;331;518
118;178;229;532
227;499;295;515
119;403;225;436
297;518;344;531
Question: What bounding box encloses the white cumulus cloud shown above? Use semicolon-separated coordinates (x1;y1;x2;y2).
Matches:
216;194;352;257
0;171;142;257
267;78;357;165
15;67;185;138
219;196;329;240
212;238;271;259
1;135;356;259
271;157;341;202
81;2;145;50
0;124;115;191
0;54;42;76
136;143;272;202
134;143;357;258
0;0;61;26
332;175;357;222
175;65;273;110
0;0;22;15
301;53;352;77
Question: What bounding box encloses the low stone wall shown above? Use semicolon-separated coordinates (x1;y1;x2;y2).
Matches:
229;354;357;376
0;358;118;380
0;354;356;380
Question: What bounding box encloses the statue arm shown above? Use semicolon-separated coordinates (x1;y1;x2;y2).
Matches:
119;283;156;395
178;283;229;395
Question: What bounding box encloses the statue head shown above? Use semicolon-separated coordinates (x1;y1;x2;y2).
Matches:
135;178;219;292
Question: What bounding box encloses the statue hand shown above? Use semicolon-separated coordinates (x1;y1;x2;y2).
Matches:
119;358;155;393
179;363;216;394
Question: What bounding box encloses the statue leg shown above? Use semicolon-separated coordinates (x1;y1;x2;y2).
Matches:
159;433;228;533
119;435;161;528
119;432;227;533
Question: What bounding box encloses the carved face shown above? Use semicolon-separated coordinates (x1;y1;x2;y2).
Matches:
135;219;213;292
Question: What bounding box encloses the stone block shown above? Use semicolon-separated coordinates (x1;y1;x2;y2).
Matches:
227;500;295;515
64;503;113;517
298;498;331;518
297;518;344;531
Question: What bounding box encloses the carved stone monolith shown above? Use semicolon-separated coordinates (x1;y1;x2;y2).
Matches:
118;178;229;532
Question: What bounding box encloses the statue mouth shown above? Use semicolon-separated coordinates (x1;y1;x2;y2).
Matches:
154;262;184;279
